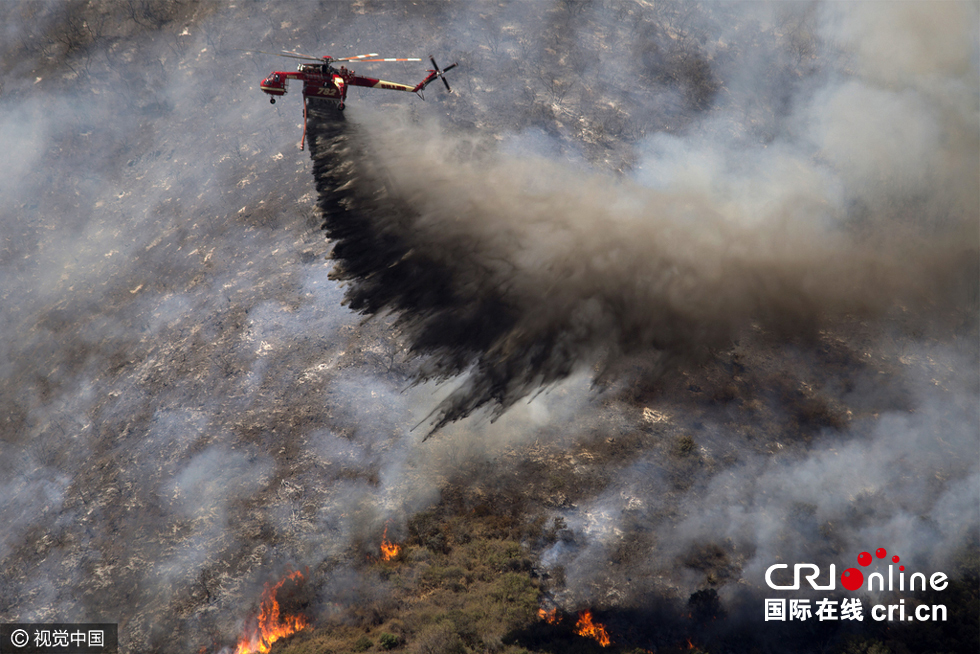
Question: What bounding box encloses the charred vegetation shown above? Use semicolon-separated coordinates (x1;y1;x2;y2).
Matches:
1;2;977;654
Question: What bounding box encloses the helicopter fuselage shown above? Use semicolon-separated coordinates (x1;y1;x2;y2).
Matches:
260;63;416;108
256;54;456;149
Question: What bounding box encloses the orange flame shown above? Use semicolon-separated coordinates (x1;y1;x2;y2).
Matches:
687;637;695;649
380;525;401;561
575;611;611;647
233;570;308;654
538;607;561;624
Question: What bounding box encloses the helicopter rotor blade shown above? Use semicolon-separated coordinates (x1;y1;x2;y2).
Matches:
238;49;324;62
237;49;332;63
440;62;457;91
280;49;327;60
237;49;309;60
346;57;423;63
332;52;380;62
240;50;421;65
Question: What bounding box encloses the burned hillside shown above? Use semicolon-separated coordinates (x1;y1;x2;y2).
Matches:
0;2;977;654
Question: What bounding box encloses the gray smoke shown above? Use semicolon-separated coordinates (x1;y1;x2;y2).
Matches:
319;1;977;431
0;1;976;653
312;0;979;633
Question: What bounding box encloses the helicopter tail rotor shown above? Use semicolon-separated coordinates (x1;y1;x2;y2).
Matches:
414;56;458;97
432;55;458;92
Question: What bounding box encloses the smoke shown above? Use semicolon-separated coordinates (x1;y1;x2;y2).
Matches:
0;1;976;652
308;0;979;638
316;3;977;431
539;336;979;610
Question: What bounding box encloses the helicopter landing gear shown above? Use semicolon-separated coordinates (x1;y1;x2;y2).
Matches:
270;97;276;104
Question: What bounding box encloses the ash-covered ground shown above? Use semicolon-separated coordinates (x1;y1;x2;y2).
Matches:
1;2;977;653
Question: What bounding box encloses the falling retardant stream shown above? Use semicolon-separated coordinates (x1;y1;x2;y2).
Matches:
305;100;978;436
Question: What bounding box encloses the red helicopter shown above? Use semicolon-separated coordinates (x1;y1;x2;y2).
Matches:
253;50;458;149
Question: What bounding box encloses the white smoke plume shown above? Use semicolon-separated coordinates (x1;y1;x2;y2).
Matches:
0;2;975;653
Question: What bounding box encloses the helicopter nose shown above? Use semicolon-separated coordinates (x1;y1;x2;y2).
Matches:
260;76;285;96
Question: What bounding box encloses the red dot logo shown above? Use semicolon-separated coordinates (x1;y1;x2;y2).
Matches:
841;567;864;591
846;546;901;591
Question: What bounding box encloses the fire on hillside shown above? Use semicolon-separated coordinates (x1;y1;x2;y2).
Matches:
232;571;309;654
